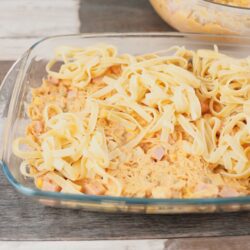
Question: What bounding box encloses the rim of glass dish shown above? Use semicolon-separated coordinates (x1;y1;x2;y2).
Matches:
203;0;250;10
2;32;250;206
28;32;250;51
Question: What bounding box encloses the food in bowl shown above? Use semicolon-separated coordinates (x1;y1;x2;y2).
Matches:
150;0;250;35
13;44;250;198
212;0;250;7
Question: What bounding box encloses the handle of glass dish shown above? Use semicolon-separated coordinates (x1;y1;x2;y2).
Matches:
0;55;27;159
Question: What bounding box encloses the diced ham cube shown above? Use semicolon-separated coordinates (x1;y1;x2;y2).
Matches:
82;179;106;195
219;186;240;198
92;76;103;84
151;146;165;161
194;182;219;197
41;179;61;192
67;90;77;99
48;76;59;84
152;186;172;198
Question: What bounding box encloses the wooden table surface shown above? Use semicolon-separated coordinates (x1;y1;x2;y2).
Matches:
1;0;250;245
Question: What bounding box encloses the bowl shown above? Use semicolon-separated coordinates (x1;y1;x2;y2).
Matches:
150;0;250;35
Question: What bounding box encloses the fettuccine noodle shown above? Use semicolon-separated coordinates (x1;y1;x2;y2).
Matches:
13;44;250;198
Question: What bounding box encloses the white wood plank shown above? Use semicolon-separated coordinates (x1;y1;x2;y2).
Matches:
1;237;250;250
0;0;80;60
0;0;80;37
0;38;38;60
0;240;165;250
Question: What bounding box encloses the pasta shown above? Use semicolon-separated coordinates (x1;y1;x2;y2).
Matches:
13;44;250;198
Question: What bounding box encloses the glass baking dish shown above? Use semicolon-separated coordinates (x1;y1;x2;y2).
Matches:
150;0;250;35
1;32;250;213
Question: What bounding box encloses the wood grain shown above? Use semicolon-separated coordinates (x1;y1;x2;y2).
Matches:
0;0;80;60
79;0;174;33
0;61;13;82
0;0;79;37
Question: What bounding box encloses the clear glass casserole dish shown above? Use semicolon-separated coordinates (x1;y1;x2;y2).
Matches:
1;32;250;213
150;0;250;35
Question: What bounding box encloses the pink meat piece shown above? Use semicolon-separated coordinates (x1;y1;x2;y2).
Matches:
82;179;106;195
41;180;61;192
194;182;219;197
48;76;59;84
67;90;77;99
92;76;103;84
219;186;240;197
34;121;44;134
151;146;165;161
